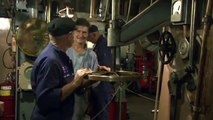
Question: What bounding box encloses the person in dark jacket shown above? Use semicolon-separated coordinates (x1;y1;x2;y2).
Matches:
88;25;114;120
30;17;91;120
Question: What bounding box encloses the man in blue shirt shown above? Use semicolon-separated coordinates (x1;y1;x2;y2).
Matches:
88;25;114;120
30;17;91;120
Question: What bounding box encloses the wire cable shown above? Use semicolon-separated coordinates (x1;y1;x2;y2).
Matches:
91;87;119;120
126;89;155;102
91;80;156;119
2;48;13;69
5;19;13;45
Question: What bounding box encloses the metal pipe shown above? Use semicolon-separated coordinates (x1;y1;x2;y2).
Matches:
189;0;197;66
103;0;109;21
89;0;95;18
32;0;38;18
192;0;213;119
107;0;119;47
116;0;120;16
150;0;153;4
153;61;165;120
46;0;51;22
126;0;132;21
115;47;121;69
112;0;116;20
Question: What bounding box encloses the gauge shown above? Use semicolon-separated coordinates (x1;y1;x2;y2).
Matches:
172;0;182;15
171;0;184;23
171;0;191;24
178;38;189;59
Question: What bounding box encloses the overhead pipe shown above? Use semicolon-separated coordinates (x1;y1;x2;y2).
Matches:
126;0;132;21
45;0;51;22
111;0;116;20
188;0;197;67
192;0;213;120
89;0;95;18
108;0;119;47
107;0;121;70
103;0;109;21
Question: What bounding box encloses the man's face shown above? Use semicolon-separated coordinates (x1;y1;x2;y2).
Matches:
73;25;88;44
88;32;96;44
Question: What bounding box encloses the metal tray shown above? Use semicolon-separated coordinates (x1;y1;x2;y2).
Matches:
87;71;143;82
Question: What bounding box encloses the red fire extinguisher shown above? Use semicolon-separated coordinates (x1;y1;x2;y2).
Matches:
0;81;15;120
135;52;154;90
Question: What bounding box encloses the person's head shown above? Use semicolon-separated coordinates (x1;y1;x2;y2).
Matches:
73;18;90;46
48;17;75;50
88;25;100;44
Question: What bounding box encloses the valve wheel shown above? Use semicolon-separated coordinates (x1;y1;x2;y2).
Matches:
159;31;176;64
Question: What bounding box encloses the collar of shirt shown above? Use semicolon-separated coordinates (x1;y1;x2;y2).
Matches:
49;43;71;63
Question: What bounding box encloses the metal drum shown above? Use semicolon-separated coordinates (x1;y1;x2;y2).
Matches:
16;18;48;57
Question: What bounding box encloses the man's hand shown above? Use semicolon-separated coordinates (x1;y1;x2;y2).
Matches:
73;68;92;86
96;65;111;72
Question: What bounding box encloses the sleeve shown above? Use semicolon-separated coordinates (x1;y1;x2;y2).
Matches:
98;42;112;67
33;58;62;113
89;50;99;71
88;50;101;88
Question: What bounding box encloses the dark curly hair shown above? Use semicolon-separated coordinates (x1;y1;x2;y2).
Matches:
75;18;90;28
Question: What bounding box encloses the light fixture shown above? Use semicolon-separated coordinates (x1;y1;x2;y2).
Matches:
0;18;10;30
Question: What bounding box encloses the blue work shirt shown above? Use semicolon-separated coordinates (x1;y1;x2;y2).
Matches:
91;35;114;120
31;43;75;120
93;35;112;67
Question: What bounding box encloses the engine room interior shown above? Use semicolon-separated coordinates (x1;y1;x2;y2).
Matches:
0;0;213;120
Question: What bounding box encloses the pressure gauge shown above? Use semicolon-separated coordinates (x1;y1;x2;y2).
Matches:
171;0;191;24
172;1;182;15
